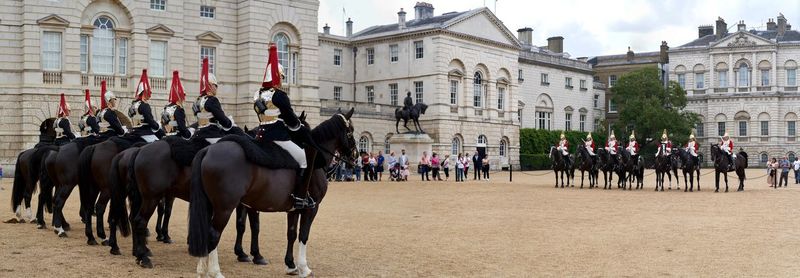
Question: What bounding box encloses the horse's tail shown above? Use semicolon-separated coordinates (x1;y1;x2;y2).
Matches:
109;149;133;237
39;153;54;213
188;148;211;257
29;146;56;196
78;144;98;220
11;151;26;212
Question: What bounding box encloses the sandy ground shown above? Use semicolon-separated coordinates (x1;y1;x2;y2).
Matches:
0;169;799;277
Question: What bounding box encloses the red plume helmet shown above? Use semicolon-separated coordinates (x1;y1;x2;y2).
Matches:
262;43;281;89
58;93;69;117
100;80;108;109
135;69;152;100
199;57;211;96
84;89;94;116
169;70;186;104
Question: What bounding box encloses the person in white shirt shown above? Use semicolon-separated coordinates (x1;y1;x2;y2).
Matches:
793;157;800;184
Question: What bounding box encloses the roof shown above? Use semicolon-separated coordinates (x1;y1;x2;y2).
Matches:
587;51;662;67
353;11;468;38
678;30;800;48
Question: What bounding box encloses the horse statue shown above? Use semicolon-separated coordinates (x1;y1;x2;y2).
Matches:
395;103;428;134
710;145;747;192
596;148;615;189
576;144;597;189
675;149;702;192
549;146;574;188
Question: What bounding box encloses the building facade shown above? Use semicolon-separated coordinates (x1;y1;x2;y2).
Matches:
671;15;800;166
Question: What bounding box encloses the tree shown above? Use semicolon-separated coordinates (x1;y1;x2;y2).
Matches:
611;67;699;154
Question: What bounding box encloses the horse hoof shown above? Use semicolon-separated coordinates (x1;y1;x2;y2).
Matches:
253;257;268;265
725;189;729;192
237;255;252;263
286;267;299;275
58;232;68;238
145;249;153;257
110;248;121;256
714;189;719;193
87;239;98;246
18;219;26;224
660;188;664;192
155;235;164;242
101;240;110;246
162;238;173;244
37;224;45;229
137;259;153;269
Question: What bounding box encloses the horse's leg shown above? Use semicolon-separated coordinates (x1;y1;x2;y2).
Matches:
285;211;300;275
580;170;585;189
247;209;267;265
696;167;701;191
667;171;672;190
132;198;160;268
724;172;729;192
296;209;319;278
52;183;76;235
160;197;174;244
714;171;720;192
234;205;250;262
96;190;111;245
554;171;558;188
205;207;236;278
84;190;99;245
155;198;165;242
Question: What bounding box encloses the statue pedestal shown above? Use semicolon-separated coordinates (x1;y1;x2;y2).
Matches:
389;133;434;168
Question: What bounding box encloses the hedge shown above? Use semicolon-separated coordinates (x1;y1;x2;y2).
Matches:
519;129;607;170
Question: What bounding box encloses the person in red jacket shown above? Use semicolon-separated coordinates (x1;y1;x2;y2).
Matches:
720;131;734;170
556;132;572;169
655;129;672;157
686;132;699;165
626;131;639;157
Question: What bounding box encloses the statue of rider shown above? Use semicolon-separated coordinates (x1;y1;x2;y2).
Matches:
403;91;414;114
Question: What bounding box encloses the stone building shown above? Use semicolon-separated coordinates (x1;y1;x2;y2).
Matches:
671;15;800;166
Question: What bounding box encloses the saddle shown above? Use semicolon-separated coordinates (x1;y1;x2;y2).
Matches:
218;134;299;169
110;136;146;150
72;136;105;153
164;136;209;167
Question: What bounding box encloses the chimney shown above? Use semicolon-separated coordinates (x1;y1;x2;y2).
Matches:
398;8;407;29
698;25;714;38
517;27;533;46
414;2;434;20
737;20;746;32
547;36;564;53
715;17;727;39
626;47;634;62
346;18;353;37
660;41;669;64
323;24;330;35
767;18;777;31
778;14;787;37
787;24;792;30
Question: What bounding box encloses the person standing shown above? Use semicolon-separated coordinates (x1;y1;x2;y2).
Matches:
376;152;385;181
419;151;431;181
442;154;451;181
482;155;490;180
768;158;778;188
353;156;362;182
472;152;481;180
431;153;440;181
455;153;464;182
463;152;470;181
779;156;790;187
369;152;378;181
793;157;800;184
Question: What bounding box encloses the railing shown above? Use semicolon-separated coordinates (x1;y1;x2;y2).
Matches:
713;88;729;93
737;87;749;92
519;51;592;71
94;75;115;87
785;87;798;92
80;74;130;90
756;86;772;91
151;77;167;90
474;110;483;116
42;71;62;85
693;89;706;95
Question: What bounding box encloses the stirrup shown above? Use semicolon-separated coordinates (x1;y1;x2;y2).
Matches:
291;194;316;210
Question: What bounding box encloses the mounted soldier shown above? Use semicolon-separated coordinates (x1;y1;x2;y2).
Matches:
686;132;699;165
253;43;317;210
79;89;100;137
162;70;191;139
556;132;572;169
53;93;76;146
655;129;672;157
626;130;639;158
96;80;126;138
128;69;162;143
192;57;242;144
719;131;735;171
605;130;619;167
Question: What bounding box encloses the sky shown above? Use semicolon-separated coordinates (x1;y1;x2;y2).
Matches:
318;0;800;57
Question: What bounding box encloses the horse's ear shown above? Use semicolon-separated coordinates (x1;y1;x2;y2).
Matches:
299;111;306;121
345;107;354;119
337;107;343;114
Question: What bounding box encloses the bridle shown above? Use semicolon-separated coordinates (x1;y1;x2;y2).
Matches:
313;113;356;167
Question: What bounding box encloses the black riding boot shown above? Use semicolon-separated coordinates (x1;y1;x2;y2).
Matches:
727;155;734;171
291;168;316;211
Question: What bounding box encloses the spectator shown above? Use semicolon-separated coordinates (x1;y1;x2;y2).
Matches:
431;153;441;181
463;152;470;180
779;156;790;187
419;151;431;181
399;149;409;182
472;152;481;180
376;152;385;181
361;152;370;181
793;157;800;184
456;153;464;182
482;155;490;180
369;152;378;181
0;165;3;183
354;156;362;182
768;158;777;187
442;154;451;181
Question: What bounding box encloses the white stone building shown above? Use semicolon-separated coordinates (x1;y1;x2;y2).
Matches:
671;15;800;166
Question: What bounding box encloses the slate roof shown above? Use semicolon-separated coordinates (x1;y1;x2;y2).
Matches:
587;51;662;67
353;11;468;38
678;30;800;48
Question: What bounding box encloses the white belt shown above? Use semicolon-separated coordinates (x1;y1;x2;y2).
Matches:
260;118;284;125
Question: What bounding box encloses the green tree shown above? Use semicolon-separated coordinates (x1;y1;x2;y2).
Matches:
611;67;699;153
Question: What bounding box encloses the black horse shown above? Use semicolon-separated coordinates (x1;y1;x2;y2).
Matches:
9;118;56;224
596;148;615;189
710;145;748;192
654;153;672;191
621;149;644;190
675;149;702;192
549;146;574;188
576;144;597;189
395;103;428;134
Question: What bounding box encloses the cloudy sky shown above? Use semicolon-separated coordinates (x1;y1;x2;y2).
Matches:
319;0;799;57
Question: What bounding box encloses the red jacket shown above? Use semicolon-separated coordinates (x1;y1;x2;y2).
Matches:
586;141;595;151
686;141;698;151
627;141;639;152
559;139;568;148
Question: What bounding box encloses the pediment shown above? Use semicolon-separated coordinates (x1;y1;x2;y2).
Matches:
711;32;774;48
196;31;223;43
448;69;465;77
37;14;69;27
444;9;520;47
146;24;175;37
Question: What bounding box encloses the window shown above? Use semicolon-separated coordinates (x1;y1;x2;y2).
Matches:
291;52;298;84
518;69;524;81
384;137;392;154
593;119;599;131
609;99;617;113
451;137;461;156
677;74;686;88
579;114;586;132
477;135;487;145
760;153;769;164
333;86;342;100
761;70;770;86
593;75;600;82
389;44;398;62
565;77;573;89
738;64;750;87
696;122;704;137
788;121;796;137
149;41;167;77
609;75;617;87
414;81;424;103
366;86;375;103
580;79;587;90
200;46;215;74
118;38;127;75
414;41;423;59
333;49;342;66
41;31;62;71
761;121;769;136
718;70;728;87
738;121;747;136
499;139;507;157
717;122;726;137
358;136;370;153
537;112;552;130
366;48;374;65
565;113;572;131
450;80;458;105
518;109;523;125
200;5;215;18
474;72;483;107
80;35;88;73
788;69;797;86
593;95;599;108
92;17;115;75
273;33;290;75
541;73;549;85
695;73;704;89
389;84;398;105
150;0;165;11
497;87;505;110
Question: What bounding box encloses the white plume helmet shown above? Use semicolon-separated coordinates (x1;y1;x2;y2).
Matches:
104;91;117;102
208;73;219;86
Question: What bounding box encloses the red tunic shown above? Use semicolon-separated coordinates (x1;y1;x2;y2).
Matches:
628;141;639;153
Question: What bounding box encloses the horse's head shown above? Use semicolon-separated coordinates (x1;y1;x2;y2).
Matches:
418;103;428;114
40;118;57;138
315;108;357;163
549;146;561;162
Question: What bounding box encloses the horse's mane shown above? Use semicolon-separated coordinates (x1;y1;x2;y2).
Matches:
312;114;347;142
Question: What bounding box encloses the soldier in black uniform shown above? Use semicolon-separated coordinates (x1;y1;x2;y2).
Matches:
79;89;101;136
53;93;76;146
97;80;126;138
254;43;317;210
128;69;162;143
162;70;192;139
192;57;242;143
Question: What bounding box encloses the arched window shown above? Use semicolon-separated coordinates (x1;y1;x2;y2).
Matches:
499;139;507;157
92;17;115;75
760;152;768;165
473;72;483;107
451;137;461;156
789;152;796;162
477;135;487;145
358;136;370;154
272;33;289;70
737;63;750;87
